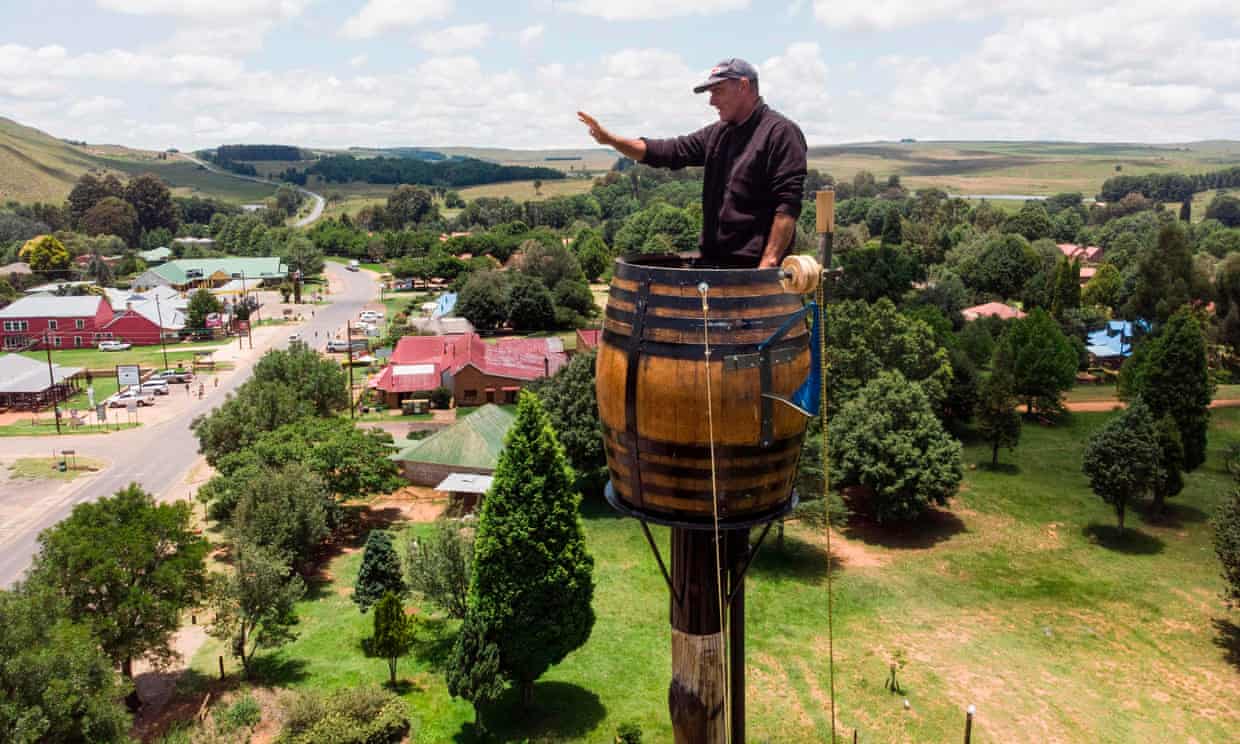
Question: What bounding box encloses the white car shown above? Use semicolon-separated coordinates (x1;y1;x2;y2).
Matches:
98;340;132;351
288;332;302;342
359;311;383;322
107;390;155;408
151;369;194;383
138;380;170;396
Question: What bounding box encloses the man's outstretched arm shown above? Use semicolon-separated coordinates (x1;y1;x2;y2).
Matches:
578;111;647;162
759;213;797;268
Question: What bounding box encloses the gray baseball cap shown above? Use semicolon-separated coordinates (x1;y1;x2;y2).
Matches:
693;58;759;94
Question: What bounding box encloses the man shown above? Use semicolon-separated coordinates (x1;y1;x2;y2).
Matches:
578;58;807;268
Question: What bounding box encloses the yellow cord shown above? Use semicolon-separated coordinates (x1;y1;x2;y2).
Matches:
700;283;731;744
818;281;838;744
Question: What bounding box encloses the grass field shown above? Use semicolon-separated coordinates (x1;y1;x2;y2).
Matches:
457;178;596;202
7;456;107;480
18;340;228;372
188;408;1240;742
0;417;139;437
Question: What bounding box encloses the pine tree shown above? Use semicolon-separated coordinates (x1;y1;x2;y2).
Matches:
1123;308;1214;470
977;343;1022;467
1082;399;1162;532
1152;414;1185;515
446;617;505;732
459;391;595;708
367;593;415;685
1213;488;1240;607
880;209;903;246
1179;199;1192;222
354;531;405;613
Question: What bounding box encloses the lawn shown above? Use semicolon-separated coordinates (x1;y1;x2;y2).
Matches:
18;340;228;371
6;456;106;480
1064;383;1240;404
189;408;1240;742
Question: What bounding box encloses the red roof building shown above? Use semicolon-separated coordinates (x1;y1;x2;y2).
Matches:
962;302;1026;322
371;333;568;408
575;329;601;353
0;295;114;351
1056;243;1104;263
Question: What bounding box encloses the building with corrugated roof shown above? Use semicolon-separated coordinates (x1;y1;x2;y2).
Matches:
0;353;83;409
130;257;286;291
391;404;515;486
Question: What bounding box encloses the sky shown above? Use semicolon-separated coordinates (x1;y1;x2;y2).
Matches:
2;1;1240;152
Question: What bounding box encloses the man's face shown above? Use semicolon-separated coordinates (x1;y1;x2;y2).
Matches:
708;78;753;124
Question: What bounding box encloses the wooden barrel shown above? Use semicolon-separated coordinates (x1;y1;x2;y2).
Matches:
596;255;812;527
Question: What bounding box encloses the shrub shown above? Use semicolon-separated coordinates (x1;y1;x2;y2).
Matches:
215;693;262;732
276;686;410;744
616;721;644;743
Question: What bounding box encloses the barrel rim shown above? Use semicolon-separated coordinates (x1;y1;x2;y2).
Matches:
605;481;799;531
614;253;785;286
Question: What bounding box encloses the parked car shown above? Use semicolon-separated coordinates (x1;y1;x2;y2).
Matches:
107;390;155;408
151;369;194;383
359;310;383;322
98;340;132;351
325;338;368;353
288;332;301;342
347;259;360;272
138;380;170;396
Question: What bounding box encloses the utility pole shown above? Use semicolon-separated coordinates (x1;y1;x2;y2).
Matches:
154;294;170;370
43;332;61;435
346;320;355;419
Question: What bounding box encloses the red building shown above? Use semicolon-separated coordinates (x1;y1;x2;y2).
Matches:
0;295;114;351
370;333;568;408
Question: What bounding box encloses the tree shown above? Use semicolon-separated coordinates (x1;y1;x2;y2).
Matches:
462;392;595;707
0;587;133;743
386;185;434;228
1180;199;1192;222
28;484;206;709
406;520;473;619
251;343;350;415
18;234;71;274
1206;194;1240;228
81;196;139;245
880;209;903;246
1213;487;1240;607
533;178;543;196
1119;307;1213;470
1000;308;1078;415
457;270;510;330
123;173;179;234
1082;400;1162;532
836;243;919;303
1082;263;1121;309
1050;257;1081;320
192;380;314;465
976;344;1022;467
207;541;305;678
274;184;304;216
1152;414;1185;515
446;617;505;732
576;232;611;280
1005;201;1053;241
830;371;964;523
232;463;332;570
185;288;222;337
365;592;416;685
1124;222;1195;326
67;172;124;227
280;235;325;278
527;351;606;493
507;273;556;331
355;530;406;613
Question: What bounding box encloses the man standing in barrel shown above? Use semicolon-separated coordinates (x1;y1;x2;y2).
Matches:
579;58;807;268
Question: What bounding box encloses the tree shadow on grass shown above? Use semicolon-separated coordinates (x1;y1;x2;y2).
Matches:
1080;523;1164;555
411;615;458;673
1212;617;1240;671
452;681;606;743
580;493;624;522
246;653;309;686
1140;501;1210;528
841;507;968;550
749;532;839;581
975;461;1021;475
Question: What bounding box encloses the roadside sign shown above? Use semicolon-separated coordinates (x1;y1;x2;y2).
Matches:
87;385;95;408
206;312;222;329
126;399;138;414
116;365;141;387
96;404;107;422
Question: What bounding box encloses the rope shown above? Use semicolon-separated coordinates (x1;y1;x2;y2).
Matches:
818;279;838;744
699;282;731;744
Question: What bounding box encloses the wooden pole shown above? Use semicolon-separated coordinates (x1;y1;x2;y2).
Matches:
728;529;750;744
669;528;727;744
44;334;61;435
964;705;975;744
347;321;355;419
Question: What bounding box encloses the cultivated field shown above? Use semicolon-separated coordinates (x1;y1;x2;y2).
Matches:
187;408;1240;742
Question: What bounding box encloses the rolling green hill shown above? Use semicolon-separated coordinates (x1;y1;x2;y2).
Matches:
0;117;277;205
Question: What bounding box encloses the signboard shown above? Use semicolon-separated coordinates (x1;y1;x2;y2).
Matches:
126;399;138;414
205;312;222;329
236;320;250;332
96;404;107;423
116;365;141;388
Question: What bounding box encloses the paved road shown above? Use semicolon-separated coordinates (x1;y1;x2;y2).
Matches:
176;153;325;228
0;264;378;587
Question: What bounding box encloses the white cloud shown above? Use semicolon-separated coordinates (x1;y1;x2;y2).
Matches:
812;0;1237;31
95;0;308;22
418;24;491;53
518;24;544;48
558;0;748;21
760;43;835;140
67;96;124;118
350;54;368;68
341;0;453;39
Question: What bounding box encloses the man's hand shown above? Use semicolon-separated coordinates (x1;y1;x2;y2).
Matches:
759;213;798;268
577;111;647;162
577;111;612;147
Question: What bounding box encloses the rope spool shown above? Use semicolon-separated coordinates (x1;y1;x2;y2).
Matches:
779;254;822;294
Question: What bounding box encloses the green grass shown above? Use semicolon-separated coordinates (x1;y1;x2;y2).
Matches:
18;340;227;371
1064;383;1240;403
7;456;106;479
190;407;1240;742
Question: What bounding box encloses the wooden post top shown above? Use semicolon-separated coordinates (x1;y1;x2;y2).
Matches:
815;189;835;235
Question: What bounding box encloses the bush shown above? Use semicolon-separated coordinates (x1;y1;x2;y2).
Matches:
215;693;262;732
616;720;644;743
276;686;410;744
430;386;453;409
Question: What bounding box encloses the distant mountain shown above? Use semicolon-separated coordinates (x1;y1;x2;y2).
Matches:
0;116;114;203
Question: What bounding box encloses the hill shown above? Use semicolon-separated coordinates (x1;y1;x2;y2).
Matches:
0;117;277;205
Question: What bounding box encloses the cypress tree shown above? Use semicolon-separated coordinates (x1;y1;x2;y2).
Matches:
1152;414;1185;515
880;209;903;246
977;342;1022;467
368;592;415;685
354;531;405;613
460;391;595;708
1082;399;1162;532
1179;199;1192;222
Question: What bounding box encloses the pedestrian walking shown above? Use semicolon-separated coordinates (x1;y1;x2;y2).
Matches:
198;382;205;399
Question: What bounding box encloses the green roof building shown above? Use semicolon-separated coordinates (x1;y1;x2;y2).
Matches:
391;404;515;486
138;246;172;264
131;257;287;291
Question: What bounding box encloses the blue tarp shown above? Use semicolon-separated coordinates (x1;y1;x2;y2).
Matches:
433;292;457;319
1087;320;1138;358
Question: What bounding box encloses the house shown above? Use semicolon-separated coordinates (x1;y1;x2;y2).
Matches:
575;329;601;353
138;246;172;264
961;302;1026;322
409;316;474;336
434;473;495;512
0;295;114;350
390;404;515;487
0;353;83;410
1056;243;1105;263
102;296;187;344
1079;266;1097;285
369;332;567;409
1087;320;1138;364
130;257;287;292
